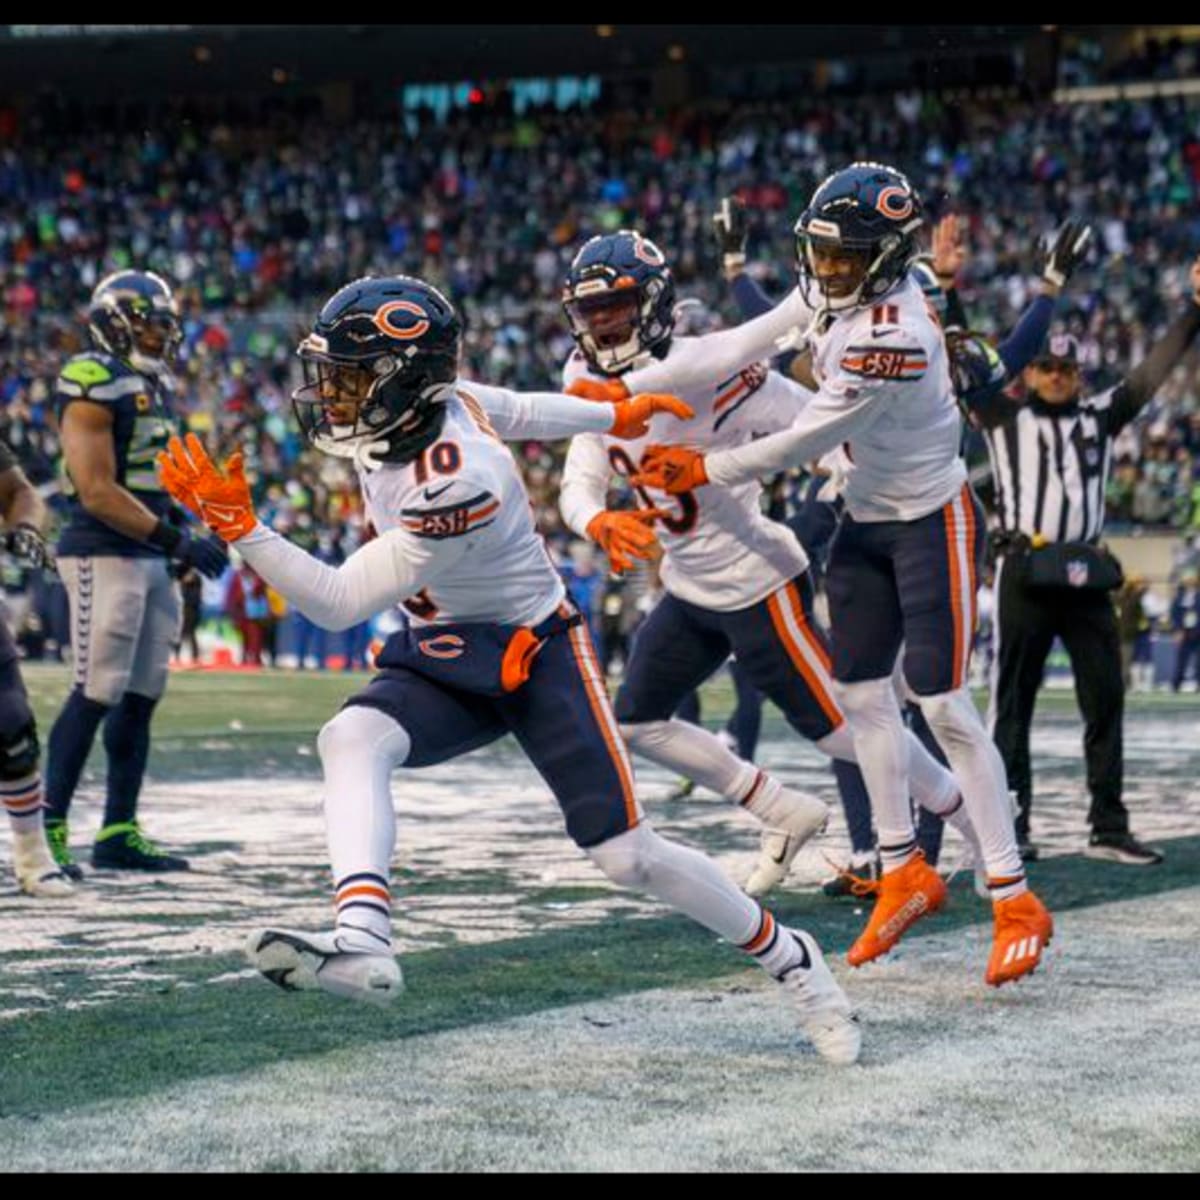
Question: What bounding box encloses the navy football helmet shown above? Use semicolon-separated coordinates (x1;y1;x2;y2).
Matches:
87;270;181;368
292;275;461;466
562;230;676;375
795;162;924;312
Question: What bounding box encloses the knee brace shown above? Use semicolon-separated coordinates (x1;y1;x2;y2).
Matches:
0;718;40;781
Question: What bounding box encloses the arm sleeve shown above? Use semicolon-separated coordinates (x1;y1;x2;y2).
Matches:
469;384;614;441
997;294;1055;376
943;287;969;331
730;274;777;320
622;287;814;395
233;523;464;632
1107;303;1200;434
559;433;614;538
705;376;890;488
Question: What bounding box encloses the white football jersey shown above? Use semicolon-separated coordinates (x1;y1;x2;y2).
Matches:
624;280;966;523
358;384;589;627
236;381;618;632
559;344;813;611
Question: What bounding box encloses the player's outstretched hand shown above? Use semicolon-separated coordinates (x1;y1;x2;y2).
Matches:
157;433;258;543
630;445;709;494
1040;218;1093;291
932;213;966;285
566;377;629;403
609;394;695;440
586;509;665;574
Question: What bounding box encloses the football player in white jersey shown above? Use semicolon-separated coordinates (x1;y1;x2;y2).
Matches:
629;164;1052;987
158;275;860;1064
558;230;976;898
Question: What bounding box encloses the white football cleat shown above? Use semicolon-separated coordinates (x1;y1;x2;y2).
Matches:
246;927;402;1007
776;929;861;1066
14;838;75;898
745;788;830;896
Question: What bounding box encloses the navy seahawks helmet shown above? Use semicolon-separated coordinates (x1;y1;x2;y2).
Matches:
87;270;181;367
795;162;924;312
562;230;676;375
292;276;461;466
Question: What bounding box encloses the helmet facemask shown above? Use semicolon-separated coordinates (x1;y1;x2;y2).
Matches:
564;277;671;375
797;225;906;314
293;336;451;468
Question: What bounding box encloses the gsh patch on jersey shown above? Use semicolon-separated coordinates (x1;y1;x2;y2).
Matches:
400;491;500;540
840;345;928;380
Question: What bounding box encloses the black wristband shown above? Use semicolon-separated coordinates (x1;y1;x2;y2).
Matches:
146;519;184;556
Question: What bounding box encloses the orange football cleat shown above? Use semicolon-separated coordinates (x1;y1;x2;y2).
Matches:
986;889;1054;987
846;851;947;967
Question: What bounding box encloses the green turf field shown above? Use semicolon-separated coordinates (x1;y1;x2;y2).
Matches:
2;666;1198;1170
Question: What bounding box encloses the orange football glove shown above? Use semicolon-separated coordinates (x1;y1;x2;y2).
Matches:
630;445;709;494
566;377;630;403
156;433;259;542
608;394;695;440
586;508;665;574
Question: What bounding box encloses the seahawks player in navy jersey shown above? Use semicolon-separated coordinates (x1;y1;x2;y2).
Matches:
43;271;228;876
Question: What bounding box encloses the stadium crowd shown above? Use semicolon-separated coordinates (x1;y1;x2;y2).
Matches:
3;84;1200;663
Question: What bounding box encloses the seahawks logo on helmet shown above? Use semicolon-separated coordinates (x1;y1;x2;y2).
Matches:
87;270;181;369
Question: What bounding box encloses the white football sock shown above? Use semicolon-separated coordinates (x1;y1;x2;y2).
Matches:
834;678;916;870
915;686;1024;886
317;705;412;946
619;718;758;802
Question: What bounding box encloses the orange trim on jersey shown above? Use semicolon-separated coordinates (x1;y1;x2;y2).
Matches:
741;909;776;955
713;379;749;413
944;498;965;689
456;386;502;442
467;500;501;525
568;624;639;830
768;585;843;729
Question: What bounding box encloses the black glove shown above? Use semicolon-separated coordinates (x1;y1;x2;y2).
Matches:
176;530;229;581
712;195;748;270
5;523;53;571
1040;218;1093;289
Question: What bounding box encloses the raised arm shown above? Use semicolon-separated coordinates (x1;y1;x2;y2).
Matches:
1107;255;1200;434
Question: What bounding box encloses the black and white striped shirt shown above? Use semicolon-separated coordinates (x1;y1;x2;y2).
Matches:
983;389;1124;545
970;302;1200;547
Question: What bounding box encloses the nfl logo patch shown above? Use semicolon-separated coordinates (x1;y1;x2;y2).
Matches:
1067;559;1089;587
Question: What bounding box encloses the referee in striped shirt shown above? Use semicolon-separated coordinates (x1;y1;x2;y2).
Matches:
969;253;1200;865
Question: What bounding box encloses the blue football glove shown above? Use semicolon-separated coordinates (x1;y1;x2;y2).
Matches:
177;530;229;580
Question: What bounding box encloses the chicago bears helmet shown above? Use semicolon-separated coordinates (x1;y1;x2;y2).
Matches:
795;162;924;312
87;270;181;368
292;276;461;466
562;230;676;375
